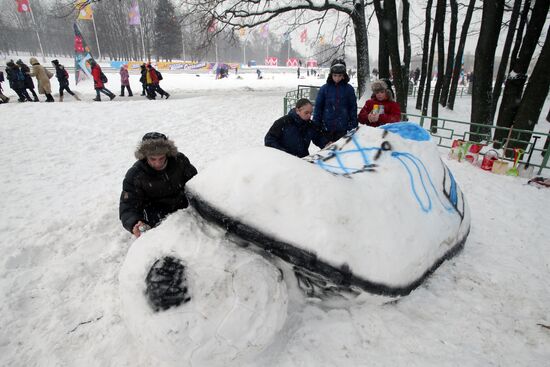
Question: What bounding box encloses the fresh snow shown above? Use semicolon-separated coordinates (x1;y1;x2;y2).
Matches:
1;70;549;366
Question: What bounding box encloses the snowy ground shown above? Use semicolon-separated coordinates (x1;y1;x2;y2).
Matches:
1;70;549;366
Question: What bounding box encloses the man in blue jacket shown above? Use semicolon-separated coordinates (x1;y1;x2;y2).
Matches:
313;59;357;142
265;98;329;158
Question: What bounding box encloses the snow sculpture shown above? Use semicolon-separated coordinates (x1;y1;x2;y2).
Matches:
187;123;471;296
119;212;288;367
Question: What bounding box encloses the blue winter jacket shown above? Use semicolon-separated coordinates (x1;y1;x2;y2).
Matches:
265;109;329;158
313;78;358;133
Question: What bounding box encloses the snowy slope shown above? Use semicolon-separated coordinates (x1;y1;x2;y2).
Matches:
0;71;549;366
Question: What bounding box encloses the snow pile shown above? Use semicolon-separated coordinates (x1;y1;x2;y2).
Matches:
187;123;470;294
119;211;288;367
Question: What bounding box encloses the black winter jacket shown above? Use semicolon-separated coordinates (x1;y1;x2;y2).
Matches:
18;63;36;89
5;67;25;90
265;109;329;158
119;152;198;232
54;65;69;87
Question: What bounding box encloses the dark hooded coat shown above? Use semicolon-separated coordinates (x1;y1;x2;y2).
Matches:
119;137;198;233
265;109;328;158
313;72;357;134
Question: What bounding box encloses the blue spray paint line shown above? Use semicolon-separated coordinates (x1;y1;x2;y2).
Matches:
392;153;432;212
447;168;458;206
351;135;370;166
315;146;382;174
392;151;455;213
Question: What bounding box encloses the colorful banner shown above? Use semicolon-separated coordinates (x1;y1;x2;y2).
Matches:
265;57;278;66
73;22;93;84
260;24;269;38
208;19;217;33
128;2;140;26
300;29;307;43
283;31;291;42
76;0;93;20
306;59;318;68
16;0;30;12
286;58;299;67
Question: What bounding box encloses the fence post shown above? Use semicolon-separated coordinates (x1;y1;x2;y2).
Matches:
539;145;550;174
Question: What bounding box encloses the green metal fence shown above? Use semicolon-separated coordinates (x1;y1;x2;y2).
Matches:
403;112;550;175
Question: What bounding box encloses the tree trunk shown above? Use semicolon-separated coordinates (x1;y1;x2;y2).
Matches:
350;1;370;99
422;0;439;117
374;0;407;112
491;0;522;119
509;26;550;150
448;0;476;110
509;0;531;71
494;0;549;143
470;0;504;142
378;26;390;79
374;0;390;79
402;0;411;115
431;0;446;130
439;0;457;107
416;0;433;110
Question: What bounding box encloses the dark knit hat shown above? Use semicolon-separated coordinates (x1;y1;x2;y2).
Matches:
330;59;346;74
135;132;178;160
51;59;59;65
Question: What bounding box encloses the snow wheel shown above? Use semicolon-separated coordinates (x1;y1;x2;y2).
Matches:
119;211;288;366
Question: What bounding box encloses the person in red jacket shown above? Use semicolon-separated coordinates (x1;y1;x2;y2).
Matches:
90;59;116;101
358;80;401;127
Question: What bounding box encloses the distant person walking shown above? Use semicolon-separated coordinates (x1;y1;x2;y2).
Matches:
139;63;147;96
5;60;31;102
28;57;54;102
119;64;133;97
145;63;169;100
51;59;80;102
90;59;116;101
16;59;39;102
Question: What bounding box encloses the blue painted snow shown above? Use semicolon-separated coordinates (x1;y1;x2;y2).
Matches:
380;122;430;141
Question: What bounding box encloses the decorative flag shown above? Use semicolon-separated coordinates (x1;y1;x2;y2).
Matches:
128;2;140;25
73;22;93;84
16;0;30;12
319;36;325;45
283;31;291;42
239;28;246;37
76;0;93;20
260;24;269;38
300;28;307;43
208;19;217;33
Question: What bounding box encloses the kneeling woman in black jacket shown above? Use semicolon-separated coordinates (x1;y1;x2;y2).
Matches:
264;98;329;158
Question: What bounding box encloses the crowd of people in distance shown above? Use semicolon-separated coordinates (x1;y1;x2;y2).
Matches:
1;58;170;103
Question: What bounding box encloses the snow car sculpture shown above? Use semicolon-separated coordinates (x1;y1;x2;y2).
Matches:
187;123;471;296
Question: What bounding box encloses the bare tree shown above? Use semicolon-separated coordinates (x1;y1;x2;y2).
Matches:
470;0;504;141
373;0;410;112
415;0;434;110
447;0;476;110
175;0;371;98
509;26;550;150
494;0;549;144
491;0;522;118
438;0;457;107
430;0;447;130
